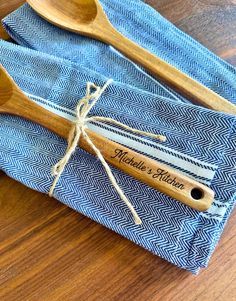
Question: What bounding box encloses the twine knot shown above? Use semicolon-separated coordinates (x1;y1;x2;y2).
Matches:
49;80;166;225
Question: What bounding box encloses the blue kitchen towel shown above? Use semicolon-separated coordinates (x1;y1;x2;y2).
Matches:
1;0;236;273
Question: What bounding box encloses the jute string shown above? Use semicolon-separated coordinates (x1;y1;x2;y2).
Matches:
49;80;166;225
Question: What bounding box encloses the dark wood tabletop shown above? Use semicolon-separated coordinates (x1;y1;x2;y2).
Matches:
0;1;236;300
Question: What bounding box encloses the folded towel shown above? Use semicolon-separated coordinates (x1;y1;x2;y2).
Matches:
1;0;236;273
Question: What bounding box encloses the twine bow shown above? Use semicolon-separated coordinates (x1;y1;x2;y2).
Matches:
49;80;166;225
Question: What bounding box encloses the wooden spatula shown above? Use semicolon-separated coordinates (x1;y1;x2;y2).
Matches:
0;64;214;211
26;0;236;115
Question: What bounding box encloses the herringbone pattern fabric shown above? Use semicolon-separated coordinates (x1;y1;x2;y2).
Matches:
0;0;236;273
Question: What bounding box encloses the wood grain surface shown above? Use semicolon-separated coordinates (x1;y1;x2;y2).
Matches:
0;1;236;300
0;0;25;39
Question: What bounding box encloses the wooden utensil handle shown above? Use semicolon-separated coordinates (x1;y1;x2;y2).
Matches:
6;87;214;211
98;25;236;115
84;130;214;211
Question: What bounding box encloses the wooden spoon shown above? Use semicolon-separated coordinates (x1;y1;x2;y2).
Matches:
0;64;214;211
26;0;236;115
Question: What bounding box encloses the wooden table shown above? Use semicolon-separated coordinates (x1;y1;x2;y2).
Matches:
0;1;235;300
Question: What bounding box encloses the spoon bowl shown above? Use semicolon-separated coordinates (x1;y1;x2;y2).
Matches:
27;0;106;37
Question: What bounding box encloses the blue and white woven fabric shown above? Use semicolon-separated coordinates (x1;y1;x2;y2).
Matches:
1;1;236;273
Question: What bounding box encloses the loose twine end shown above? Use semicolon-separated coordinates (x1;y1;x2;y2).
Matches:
49;80;166;225
135;216;142;225
159;135;167;142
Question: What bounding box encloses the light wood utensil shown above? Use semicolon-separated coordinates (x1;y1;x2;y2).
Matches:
26;0;236;115
0;64;214;211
